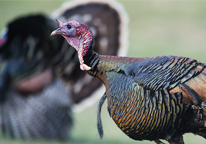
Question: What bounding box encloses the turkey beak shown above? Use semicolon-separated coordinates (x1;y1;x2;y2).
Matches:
50;28;60;36
50;28;62;36
51;19;65;36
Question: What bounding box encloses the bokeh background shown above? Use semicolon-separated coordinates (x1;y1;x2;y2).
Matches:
0;0;206;144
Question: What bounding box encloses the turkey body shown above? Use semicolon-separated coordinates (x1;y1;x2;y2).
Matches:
0;56;73;140
1;78;72;140
51;18;206;142
92;55;206;143
79;53;206;144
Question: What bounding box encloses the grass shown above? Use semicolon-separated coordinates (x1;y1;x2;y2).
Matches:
0;0;206;143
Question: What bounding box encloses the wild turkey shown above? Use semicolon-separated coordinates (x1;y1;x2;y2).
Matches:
0;0;128;140
51;20;206;144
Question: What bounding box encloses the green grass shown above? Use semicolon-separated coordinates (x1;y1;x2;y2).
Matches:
1;0;206;143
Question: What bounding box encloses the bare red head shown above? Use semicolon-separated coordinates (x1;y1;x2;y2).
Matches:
51;20;93;71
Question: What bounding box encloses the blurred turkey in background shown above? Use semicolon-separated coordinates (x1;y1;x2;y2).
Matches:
0;0;128;141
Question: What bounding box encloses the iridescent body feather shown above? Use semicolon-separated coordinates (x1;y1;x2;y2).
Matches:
94;55;206;143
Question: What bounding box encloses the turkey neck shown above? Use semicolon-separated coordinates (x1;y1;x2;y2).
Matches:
83;50;116;80
83;50;143;83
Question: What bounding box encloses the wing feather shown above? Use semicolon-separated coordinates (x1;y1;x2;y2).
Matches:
128;55;206;105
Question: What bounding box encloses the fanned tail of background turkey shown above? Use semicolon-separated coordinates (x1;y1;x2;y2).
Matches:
0;0;128;140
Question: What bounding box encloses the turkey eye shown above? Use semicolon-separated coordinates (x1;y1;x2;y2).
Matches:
67;24;72;29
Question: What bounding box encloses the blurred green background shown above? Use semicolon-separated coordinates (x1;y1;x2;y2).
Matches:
0;0;206;144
